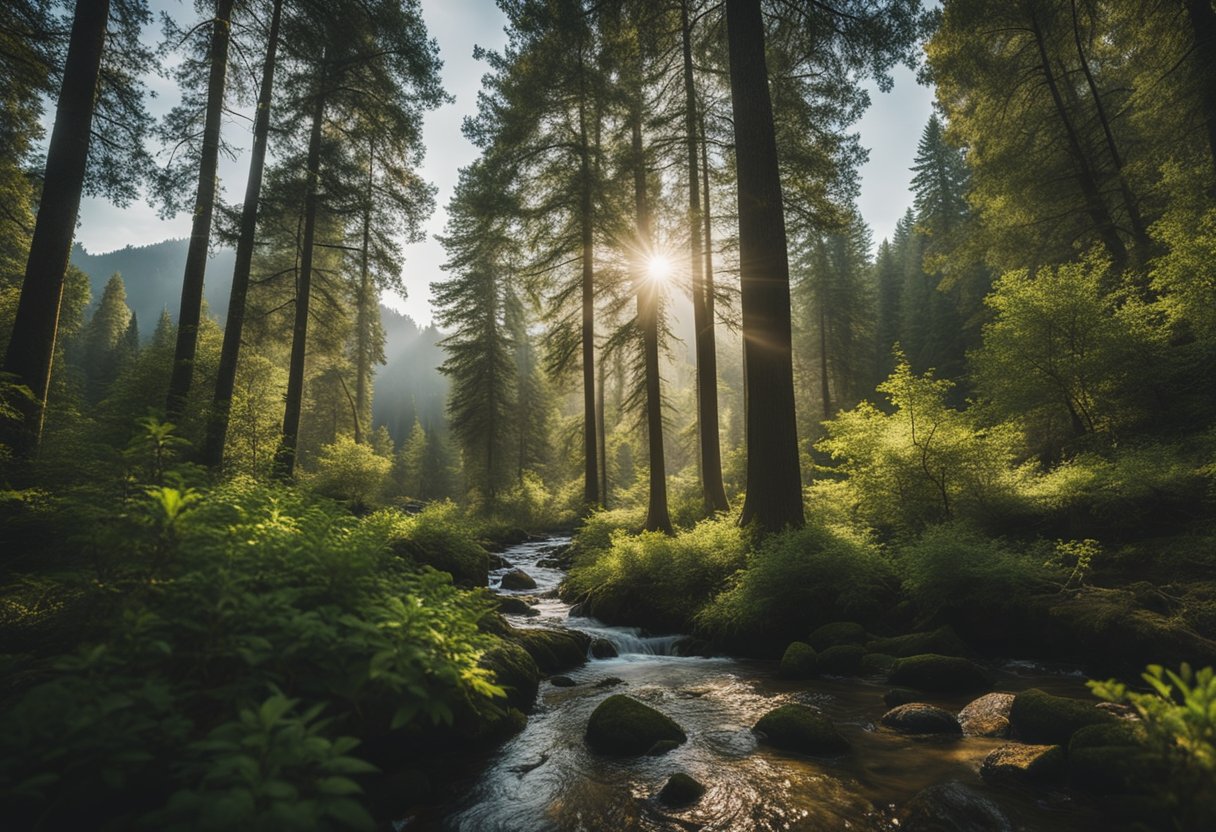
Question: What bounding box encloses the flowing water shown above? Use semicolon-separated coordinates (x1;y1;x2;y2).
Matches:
420;537;1103;832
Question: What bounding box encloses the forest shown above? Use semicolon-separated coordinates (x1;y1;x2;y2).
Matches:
1;0;1215;829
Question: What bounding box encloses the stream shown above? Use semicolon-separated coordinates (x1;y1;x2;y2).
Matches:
421;536;1104;831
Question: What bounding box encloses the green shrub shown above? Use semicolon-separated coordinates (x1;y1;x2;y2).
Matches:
696;523;895;644
563;515;747;632
307;436;391;509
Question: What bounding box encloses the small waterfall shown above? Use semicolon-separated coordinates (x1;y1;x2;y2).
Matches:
568;617;686;656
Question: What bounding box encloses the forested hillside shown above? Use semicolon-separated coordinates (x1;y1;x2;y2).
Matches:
2;0;1214;830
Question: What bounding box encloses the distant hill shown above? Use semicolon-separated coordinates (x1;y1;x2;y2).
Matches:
71;239;236;334
71;238;448;444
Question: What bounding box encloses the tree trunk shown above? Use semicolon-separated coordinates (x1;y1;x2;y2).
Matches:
1185;0;1216;183
597;345;608;507
1030;9;1129;272
631;83;672;535
726;0;805;533
577;48;600;510
273;78;326;480
1;0;110;458
682;0;729;513
353;143;374;445
203;0;283;469
165;0;235;421
819;298;831;421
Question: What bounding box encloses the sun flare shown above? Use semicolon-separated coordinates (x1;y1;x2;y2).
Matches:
646;253;674;283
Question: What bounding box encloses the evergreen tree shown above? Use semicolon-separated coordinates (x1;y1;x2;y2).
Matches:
81;273;132;404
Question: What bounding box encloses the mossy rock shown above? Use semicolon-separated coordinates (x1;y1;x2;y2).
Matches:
899;781;1013;832
1069;721;1145;751
590;638;619;659
753;704;850;755
496;595;539;617
888;654;992;694
585;695;686;756
817;644;866;676
1067;721;1161;795
881;703;962;735
514;627;591;673
658;773;705;806
392;537;489;588
861;652;897;675
980;743;1065;785
867;626;969;659
480;641;540;711
958;692;1015;738
1008;688;1115;745
808;621;869;651
500;568;538;590
778;641;818;679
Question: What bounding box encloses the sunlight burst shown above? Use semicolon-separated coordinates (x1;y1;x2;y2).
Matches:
646;253;674;283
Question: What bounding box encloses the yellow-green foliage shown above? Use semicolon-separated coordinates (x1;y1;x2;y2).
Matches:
817;357;1027;531
696;524;895;643
307;436;392;508
564;516;747;630
491;470;578;530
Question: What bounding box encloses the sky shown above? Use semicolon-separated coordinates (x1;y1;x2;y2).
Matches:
73;0;935;327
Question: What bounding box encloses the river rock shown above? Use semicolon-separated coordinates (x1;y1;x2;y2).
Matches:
590;638;619;659
753;704;850;755
646;739;681;756
550;675;576;687
888;654;992;694
585;694;687;756
880;703;962;735
861;652;898;675
658;773;705;806
480;641;540;711
779;641;818;679
980;743;1065;785
816;644;866;676
1067;722;1160;794
496;595;539;617
595;676;625;689
501;568;538;590
959;692;1015;738
867;626;969;658
514;628;592;672
807;621;869;651
1008;688;1115;744
487;553;512;570
900;781;1014;832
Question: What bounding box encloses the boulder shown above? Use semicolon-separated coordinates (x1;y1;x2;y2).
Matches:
888;654;992;694
487;553;512;570
980;743;1065;785
883;688;921;708
816;644;866;676
807;621;870;651
1008;688;1115;745
590;638;619;659
753;704;850;755
880;703;962;735
585;695;687;756
392;537;488;588
496;595;539;617
480;641;540;711
860;653;897;675
550;675;576;687
1067;722;1160;795
501;569;538;590
658;773;705;806
900;781;1014;832
867;626;969;658
778;642;818;679
514;628;591;672
647;739;681;756
958;692;1015;738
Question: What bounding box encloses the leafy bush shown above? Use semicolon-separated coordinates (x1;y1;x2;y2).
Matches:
816;357;1028;532
1090;664;1216;829
696;523;896;645
0;480;504;829
563;516;747;632
307;436;392;509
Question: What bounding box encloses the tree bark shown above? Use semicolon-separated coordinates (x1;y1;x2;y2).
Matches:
203;0;283;469
274;76;326;480
819;297;831;421
1;0;110;458
726;0;805;533
1185;0;1216;183
631;80;672;535
682;0;729;513
577;46;600;510
597;343;608;507
165;0;235;421
353;142;374;445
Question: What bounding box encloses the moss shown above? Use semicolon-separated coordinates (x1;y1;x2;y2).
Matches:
861;652;897;675
866;626;969;658
585;695;686;756
513;627;591;673
980;743;1065;785
778;641;818;679
888;654;992;693
808;621;869;651
658;773;705;806
1068;745;1167;795
480;641;540;712
496;595;538;616
1008;688;1115;745
753;704;850;755
880;703;962;734
1069;721;1146;751
817;644;866;676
